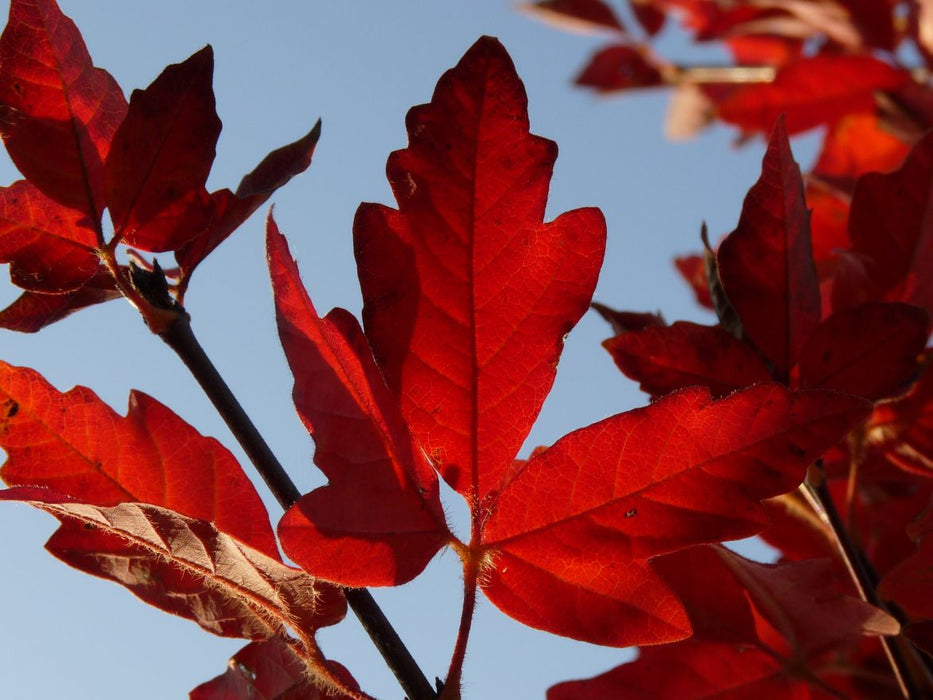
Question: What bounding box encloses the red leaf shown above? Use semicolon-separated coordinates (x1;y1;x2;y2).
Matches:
0;488;345;645
591;302;666;335
191;640;360;700
833;130;933;316
547;642;806;700
797;302;929;401
879;536;933;621
518;0;627;34
813;113;910;186
481;384;870;646
674;253;714;309
717;55;910;134
575;44;665;92
176;120;322;278
0;361;277;556
0;180;101;292
268;216;450;587
718;118;820;381
868;365;933;477
105;46;220;251
354;36;606;498
0;267;120;332
0;0;127;217
603;321;771;398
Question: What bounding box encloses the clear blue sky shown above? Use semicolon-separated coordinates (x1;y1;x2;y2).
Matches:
0;2;820;698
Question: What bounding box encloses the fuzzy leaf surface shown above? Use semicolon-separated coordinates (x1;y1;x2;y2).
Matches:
354;36;606;498
0;488;345;643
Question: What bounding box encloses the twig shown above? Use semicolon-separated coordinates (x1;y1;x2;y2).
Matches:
801;466;932;699
148;296;437;700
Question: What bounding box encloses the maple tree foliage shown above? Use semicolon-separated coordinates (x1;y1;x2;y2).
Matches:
0;0;932;698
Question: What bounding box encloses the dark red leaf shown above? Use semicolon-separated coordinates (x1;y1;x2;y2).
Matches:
603;321;771;398
575;44;665;92
481;384;870;646
105;46;220;251
629;0;666;36
0;267;120;332
176;121;322;278
591;302;665;335
0;180;101;292
0;0;126;217
268;215;450;587
518;0;626;34
833;130;933;316
717;55;910;134
867;365;933;477
354;36;606;498
718;118;820;381
797;302;929;401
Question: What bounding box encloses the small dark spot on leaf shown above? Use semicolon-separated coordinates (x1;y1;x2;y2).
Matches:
4;400;18;419
625;508;637;519
84;522;96;531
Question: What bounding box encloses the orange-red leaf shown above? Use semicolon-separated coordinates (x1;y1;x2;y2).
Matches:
0;488;345;644
354;36;606;498
481;384;870;646
0;0;127;217
717;55;910;135
268;216;450;587
718;119;820;381
105;46;220;251
0;361;277;556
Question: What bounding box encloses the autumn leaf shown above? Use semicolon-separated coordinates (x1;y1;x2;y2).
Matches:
833;130;933;316
480;384;870;646
354;36;606;499
717;118;820;381
716;55;910;135
268;215;451;587
0;0;127;218
0;268;120;332
518;0;627;34
191;639;360;700
0;179;102;292
602;320;771;398
105;46;220;251
0;488;346;672
0;361;277;555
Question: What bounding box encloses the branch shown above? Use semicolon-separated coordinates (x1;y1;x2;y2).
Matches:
801;465;933;699
135;275;437;700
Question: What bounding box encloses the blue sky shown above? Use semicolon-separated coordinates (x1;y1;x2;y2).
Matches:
0;2;821;698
